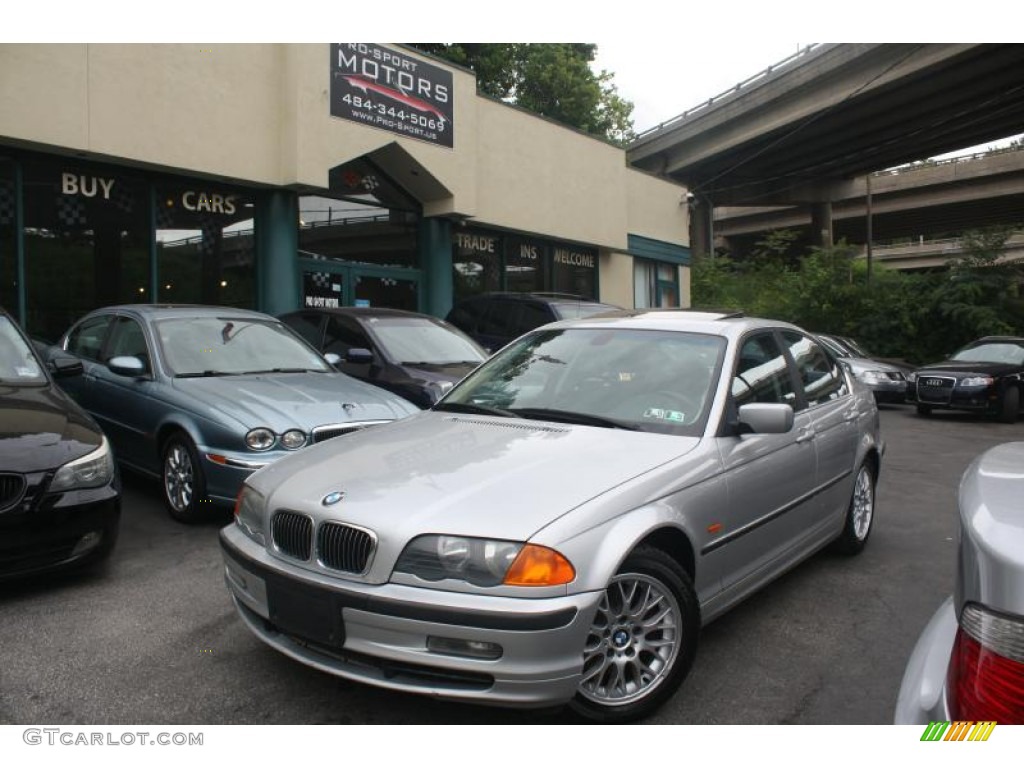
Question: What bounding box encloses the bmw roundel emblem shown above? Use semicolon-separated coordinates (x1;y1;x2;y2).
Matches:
322;491;345;506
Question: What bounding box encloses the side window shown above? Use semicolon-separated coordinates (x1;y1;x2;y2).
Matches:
284;312;324;350
107;317;151;371
517;302;553;335
324;316;371;358
732;333;798;408
65;315;112;362
782;331;849;405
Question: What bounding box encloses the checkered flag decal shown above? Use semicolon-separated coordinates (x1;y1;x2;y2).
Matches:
56;196;88;229
0;179;14;227
156;200;175;230
114;187;134;215
309;271;331;289
198;218;221;256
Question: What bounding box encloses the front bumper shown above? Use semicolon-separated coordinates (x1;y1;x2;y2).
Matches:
909;382;1000;414
0;482;120;580
894;596;956;724
220;524;602;708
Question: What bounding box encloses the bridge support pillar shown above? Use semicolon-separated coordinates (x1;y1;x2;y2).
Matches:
690;199;714;259
811;202;834;248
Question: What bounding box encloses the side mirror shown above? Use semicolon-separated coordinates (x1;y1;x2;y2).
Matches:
324;352;342;366
346;348;374;365
108;355;146;378
48;355;84;379
737;403;794;435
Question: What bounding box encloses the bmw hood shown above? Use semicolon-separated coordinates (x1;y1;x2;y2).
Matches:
0;385;103;473
249;411;701;543
173;372;419;431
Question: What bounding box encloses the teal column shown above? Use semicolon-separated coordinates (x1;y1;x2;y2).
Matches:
419;217;453;318
256;190;299;315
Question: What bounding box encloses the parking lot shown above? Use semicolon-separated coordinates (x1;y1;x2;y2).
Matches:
2;405;1023;725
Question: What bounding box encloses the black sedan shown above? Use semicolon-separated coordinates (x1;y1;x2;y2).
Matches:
280;307;488;408
908;336;1024;423
0;309;120;580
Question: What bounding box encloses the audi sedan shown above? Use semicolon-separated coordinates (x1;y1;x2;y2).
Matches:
907;336;1024;423
816;333;909;404
221;310;884;722
53;305;419;522
895;441;1024;724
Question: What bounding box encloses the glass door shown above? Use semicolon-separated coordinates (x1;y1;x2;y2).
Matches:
298;258;421;312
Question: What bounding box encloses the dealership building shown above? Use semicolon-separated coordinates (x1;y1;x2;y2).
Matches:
0;44;690;342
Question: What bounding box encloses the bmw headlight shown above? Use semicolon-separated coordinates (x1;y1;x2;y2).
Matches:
959;376;994;388
233;485;266;545
49;436;115;492
394;535;575;587
245;428;276;451
280;429;306;450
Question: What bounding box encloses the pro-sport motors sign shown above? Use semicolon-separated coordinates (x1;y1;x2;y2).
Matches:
330;44;454;148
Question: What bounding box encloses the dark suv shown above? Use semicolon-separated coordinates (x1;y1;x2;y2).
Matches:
446;292;620;352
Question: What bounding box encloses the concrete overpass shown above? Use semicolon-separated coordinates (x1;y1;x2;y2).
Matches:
626;43;1024;257
715;146;1024;260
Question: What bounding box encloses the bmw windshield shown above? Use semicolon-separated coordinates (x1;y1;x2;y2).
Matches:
437;328;726;436
155;317;332;377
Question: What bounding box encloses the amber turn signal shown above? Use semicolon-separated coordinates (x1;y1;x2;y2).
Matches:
503;544;576;586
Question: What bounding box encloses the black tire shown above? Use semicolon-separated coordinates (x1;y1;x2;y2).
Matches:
569;546;699;723
833;462;875;556
998;386;1020;424
161;433;207;523
916;404;932;416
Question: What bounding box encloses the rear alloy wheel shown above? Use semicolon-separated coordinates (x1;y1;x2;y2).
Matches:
833;462;875;555
570;546;698;723
998;386;1020;424
162;433;207;523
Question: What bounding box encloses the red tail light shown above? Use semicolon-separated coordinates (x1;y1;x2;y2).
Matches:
948;604;1024;723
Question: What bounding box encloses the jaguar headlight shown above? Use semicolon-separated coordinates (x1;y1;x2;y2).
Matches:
233;485;266;545
394;535;574;587
49;436;115;492
245;428;276;451
280;429;306;450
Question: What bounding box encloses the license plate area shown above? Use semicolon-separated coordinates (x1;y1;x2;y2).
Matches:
266;578;345;648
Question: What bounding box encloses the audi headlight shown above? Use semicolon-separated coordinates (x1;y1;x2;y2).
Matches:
857;370;884;385
245;428;276;451
233;485;266;545
959;376;994;388
280;429;306;450
50;436;115;492
394;535;574;587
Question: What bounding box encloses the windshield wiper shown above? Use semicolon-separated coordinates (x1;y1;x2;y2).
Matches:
175;370;234;378
239;367;319;374
508;407;639;431
433;401;521;419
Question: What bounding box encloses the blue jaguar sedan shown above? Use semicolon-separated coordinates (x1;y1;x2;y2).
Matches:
53;305;419;522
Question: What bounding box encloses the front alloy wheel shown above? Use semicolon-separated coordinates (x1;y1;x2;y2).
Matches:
571;546;698;723
162;434;207;523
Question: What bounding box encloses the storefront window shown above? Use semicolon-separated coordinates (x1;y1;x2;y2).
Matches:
21;160;151;342
0;161;15;316
505;235;545;294
298;195;418;269
156;183;255;309
453;230;501;299
551;243;597;298
634;259;679;309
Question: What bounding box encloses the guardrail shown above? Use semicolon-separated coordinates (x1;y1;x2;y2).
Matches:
159;211;391;249
633;44;821;142
875;143;1024;177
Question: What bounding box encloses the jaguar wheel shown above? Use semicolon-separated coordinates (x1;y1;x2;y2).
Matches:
162;433;207;523
833;461;875;555
569;546;699;723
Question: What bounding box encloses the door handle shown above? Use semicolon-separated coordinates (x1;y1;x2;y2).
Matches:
843;409;859;423
795;428;816;444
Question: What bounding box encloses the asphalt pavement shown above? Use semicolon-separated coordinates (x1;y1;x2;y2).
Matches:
1;405;1022;725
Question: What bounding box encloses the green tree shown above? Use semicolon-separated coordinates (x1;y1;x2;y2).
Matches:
409;44;635;144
